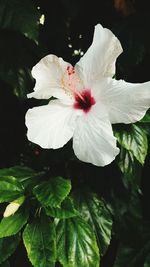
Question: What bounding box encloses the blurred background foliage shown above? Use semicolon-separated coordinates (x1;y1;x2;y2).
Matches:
0;0;150;266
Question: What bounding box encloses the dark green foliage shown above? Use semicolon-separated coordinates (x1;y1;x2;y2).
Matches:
0;207;29;238
45;197;79;219
0;235;20;264
33;177;71;208
23;216;56;267
0;176;24;203
72;191;113;256
0;0;40;42
56;216;100;267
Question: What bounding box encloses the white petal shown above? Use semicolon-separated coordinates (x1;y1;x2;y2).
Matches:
73;104;119;166
28;54;71;99
100;78;150;124
75;24;122;86
25;100;78;149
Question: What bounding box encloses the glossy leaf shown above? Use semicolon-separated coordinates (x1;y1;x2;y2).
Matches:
73;191;113;255
0;165;44;188
33;177;71;208
0;207;28;238
115;124;148;165
118;146;136;175
56;216;100;267
45;197;79;219
23;216;56;267
0;235;20;264
117;144;142;190
0;176;24;203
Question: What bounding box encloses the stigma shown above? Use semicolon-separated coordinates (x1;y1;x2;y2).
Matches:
74;89;96;113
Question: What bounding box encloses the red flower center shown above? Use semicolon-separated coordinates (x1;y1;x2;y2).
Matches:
74;89;96;113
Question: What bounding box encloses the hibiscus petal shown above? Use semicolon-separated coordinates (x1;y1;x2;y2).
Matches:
75;24;122;86
73;104;119;166
28;54;71;100
100;78;150;124
25;100;78;149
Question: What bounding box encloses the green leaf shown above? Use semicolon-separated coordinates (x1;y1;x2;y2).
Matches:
117;145;142;190
115;124;148;165
117;146;136;175
0;207;28;238
73;191;113;255
45;197;79;219
0;176;24;203
0;0;40;42
0;261;10;267
56;216;100;267
0;235;20;264
0;165;44;188
33;177;71;208
23;216;56;267
140;112;150;123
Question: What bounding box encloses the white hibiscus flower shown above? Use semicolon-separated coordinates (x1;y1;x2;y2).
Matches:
25;24;150;166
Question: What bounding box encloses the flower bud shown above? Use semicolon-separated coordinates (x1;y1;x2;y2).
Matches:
3;202;20;217
3;196;25;218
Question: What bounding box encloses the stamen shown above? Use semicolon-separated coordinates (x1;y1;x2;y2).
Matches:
67;66;75;75
62;65;84;101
